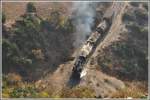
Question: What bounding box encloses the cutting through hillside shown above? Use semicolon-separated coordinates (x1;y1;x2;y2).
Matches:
37;2;128;97
2;1;148;98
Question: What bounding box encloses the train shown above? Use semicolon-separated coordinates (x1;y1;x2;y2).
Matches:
71;16;113;79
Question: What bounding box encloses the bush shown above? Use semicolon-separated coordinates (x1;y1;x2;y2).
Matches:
130;2;139;7
134;9;148;21
10;86;37;98
143;3;148;10
2;74;50;98
26;2;36;13
2;39;18;71
122;12;135;22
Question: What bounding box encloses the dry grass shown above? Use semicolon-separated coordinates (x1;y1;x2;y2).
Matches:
2;2;71;21
111;81;148;98
60;86;95;98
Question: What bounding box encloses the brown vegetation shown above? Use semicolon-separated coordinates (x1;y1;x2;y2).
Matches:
111;81;148;98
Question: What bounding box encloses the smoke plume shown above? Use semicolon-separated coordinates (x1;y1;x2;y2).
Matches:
71;2;97;48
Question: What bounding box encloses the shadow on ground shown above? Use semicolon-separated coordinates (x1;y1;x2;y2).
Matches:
67;72;81;88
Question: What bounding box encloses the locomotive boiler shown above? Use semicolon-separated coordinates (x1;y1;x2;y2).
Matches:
71;16;112;79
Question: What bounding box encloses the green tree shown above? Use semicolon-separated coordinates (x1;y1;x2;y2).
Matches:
26;2;36;13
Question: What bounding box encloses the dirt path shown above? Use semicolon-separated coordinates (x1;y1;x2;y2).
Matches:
98;2;128;49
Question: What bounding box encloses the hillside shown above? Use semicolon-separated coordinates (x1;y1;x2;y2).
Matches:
29;2;148;98
2;1;148;98
2;2;71;27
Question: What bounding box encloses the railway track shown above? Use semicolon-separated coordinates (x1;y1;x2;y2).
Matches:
41;2;127;92
71;2;127;80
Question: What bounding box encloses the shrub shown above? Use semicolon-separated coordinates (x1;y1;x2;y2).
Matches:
26;2;36;13
134;9;148;21
130;2;139;7
31;49;44;60
143;3;148;10
10;86;38;98
122;12;135;22
2;74;50;98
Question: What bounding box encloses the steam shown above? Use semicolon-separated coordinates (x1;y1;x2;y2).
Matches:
71;2;97;48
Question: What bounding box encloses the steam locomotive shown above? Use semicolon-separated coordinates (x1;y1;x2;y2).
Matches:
71;16;113;79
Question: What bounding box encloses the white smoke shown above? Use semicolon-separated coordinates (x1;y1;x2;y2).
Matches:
71;2;97;48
